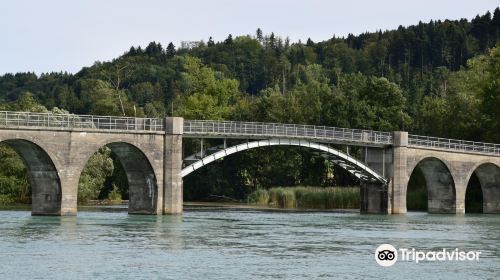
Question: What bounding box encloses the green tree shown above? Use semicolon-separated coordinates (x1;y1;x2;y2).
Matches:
78;147;114;204
0;143;29;204
175;56;240;119
477;45;500;141
76;79;120;115
166;42;176;58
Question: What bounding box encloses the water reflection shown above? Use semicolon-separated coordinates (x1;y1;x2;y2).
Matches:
16;216;62;241
0;207;499;279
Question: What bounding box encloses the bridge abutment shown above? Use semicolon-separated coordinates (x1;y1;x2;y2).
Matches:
59;169;79;216
362;132;409;214
163;117;184;214
360;182;389;214
361;147;392;214
391;132;409;214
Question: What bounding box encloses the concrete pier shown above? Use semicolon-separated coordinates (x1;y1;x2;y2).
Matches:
163;117;183;214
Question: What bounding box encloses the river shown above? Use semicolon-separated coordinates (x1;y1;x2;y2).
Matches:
0;205;498;279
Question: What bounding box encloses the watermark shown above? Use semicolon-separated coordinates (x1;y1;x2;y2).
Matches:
375;244;398;266
375;244;481;267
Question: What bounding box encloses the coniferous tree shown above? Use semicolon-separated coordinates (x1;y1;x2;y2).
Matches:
166;42;176;58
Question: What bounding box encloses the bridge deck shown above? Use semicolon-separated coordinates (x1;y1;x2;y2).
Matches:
0;111;498;156
183;120;392;147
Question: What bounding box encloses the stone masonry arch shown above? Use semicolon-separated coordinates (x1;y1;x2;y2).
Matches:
408;156;456;213
76;141;159;214
0;137;62;215
67;132;166;215
465;162;500;213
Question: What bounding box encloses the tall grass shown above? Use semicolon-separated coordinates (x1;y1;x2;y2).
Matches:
247;188;269;205
269;187;296;208
248;186;359;209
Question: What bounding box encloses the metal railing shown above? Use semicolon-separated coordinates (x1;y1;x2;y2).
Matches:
0;111;499;155
0;111;164;132
408;134;500;155
183;120;393;145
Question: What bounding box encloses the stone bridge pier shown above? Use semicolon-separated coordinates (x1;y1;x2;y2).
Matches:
363;132;500;214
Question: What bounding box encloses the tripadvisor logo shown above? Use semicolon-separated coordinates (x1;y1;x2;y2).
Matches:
375;244;397;267
375;244;481;267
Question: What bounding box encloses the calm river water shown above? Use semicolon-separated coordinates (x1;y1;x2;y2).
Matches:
0;205;499;279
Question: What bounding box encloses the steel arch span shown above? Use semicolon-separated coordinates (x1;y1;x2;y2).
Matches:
181;138;387;183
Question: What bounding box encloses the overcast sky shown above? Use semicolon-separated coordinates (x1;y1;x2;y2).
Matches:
1;0;498;75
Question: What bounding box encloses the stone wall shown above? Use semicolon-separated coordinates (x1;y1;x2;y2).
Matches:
364;132;500;214
0;121;182;215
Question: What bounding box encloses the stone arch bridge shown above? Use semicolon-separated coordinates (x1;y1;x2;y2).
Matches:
0;111;499;215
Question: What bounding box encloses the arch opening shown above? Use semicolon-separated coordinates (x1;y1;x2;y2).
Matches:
466;163;500;214
181;139;388;212
406;165;427;211
407;157;456;213
0;140;61;215
183;139;364;208
465;172;483;213
182;139;386;184
77;142;158;214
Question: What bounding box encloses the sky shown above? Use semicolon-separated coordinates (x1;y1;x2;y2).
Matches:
0;0;498;75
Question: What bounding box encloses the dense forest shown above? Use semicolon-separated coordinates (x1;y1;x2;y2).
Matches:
0;8;499;204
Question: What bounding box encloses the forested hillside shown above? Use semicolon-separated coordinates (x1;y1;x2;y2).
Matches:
0;8;499;203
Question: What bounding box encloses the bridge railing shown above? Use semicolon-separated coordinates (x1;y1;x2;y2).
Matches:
183;120;393;145
408;134;500;155
0;111;164;131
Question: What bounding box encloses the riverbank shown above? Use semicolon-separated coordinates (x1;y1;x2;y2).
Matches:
0;201;359;213
0;187;427;212
85;199;127;205
0;187;361;211
184;201;359;213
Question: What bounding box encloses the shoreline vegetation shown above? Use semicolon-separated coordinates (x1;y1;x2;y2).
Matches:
0;185;479;212
247;186;360;209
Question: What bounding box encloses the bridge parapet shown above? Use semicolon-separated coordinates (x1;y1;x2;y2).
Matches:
1;111;498;156
183;120;393;147
408;134;500;156
0;111;164;132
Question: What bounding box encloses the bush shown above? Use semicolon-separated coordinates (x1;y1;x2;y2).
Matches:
107;184;122;203
247;188;269;205
0;194;15;205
